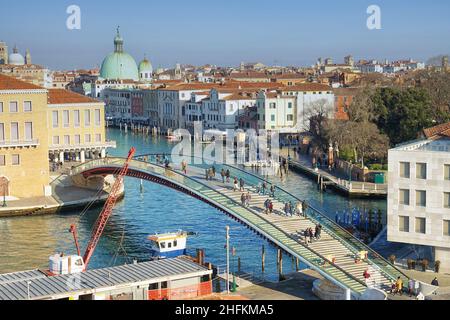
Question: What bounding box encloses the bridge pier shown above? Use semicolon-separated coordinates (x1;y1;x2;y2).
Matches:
345;288;352;301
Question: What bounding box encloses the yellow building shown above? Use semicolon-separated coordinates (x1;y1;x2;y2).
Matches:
0;74;50;198
47;89;115;165
0;75;115;200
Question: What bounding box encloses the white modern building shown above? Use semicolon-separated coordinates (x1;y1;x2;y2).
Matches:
388;123;450;272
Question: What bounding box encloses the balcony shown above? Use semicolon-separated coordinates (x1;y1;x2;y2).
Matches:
0;139;40;148
48;140;117;152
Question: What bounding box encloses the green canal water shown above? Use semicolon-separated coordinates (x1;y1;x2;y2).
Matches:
0;129;386;281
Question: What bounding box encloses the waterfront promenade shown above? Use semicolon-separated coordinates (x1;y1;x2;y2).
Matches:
0;174;111;218
280;150;387;198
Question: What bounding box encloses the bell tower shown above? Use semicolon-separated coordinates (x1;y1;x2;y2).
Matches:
0;41;8;65
25;49;32;65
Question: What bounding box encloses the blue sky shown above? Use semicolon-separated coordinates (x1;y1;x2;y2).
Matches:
1;0;450;70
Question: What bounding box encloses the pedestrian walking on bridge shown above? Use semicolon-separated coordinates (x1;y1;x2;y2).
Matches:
302;201;309;218
241;193;246;206
221;169;226;184
239;178;245;192
233;177;239;192
296;202;303;217
181;159;188;174
270;185;276;198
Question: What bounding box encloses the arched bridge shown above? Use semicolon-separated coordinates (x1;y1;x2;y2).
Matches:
68;155;409;297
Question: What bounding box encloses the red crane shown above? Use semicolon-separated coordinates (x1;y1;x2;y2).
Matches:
70;147;136;271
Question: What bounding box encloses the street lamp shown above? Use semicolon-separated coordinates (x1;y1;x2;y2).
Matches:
226;226;230;295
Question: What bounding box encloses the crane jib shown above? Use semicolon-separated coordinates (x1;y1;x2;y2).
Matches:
79;147;136;270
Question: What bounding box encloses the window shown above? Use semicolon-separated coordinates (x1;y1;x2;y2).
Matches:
416;190;426;207
287;115;294;121
399;189;410;205
160;242;166;249
75;135;81;145
444;192;450;209
416;163;427;180
64;135;70;145
271;115;276;122
24;122;33;141
0;102;3;112
95;134;101;142
24;101;32;112
0;123;4;141
11;154;20;166
400;162;410;178
84;110;91;126
63;110;70;128
75;259;83;267
85;134;91;143
168;242;172;248
0;155;5;166
288;102;293;109
269;103;276;109
74;110;80;127
445;165;450;181
95;109;101;126
52;111;59;128
444;220;450;237
415;218;426;234
173;240;178;247
10;122;19;141
9;101;18;113
399;216;409;232
52;136;60;145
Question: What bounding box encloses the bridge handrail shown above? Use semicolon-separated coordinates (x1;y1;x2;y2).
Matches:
73;156;369;293
134;153;408;283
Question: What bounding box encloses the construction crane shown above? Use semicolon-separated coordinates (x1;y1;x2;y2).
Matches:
49;147;136;275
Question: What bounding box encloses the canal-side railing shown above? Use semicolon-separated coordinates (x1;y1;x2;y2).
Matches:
70;157;369;294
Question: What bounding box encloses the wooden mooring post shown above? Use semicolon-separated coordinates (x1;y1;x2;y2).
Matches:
261;245;266;273
278;249;283;280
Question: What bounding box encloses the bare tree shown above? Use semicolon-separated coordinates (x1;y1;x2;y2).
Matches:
347;87;379;123
303;99;334;151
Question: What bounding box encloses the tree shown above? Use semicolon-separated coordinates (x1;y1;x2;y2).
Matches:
371;87;435;146
347;87;379;123
414;71;450;124
304;99;334;151
325;120;389;166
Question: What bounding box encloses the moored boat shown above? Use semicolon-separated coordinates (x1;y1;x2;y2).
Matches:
148;231;192;259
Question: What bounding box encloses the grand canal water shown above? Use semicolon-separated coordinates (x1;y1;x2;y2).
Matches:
0;129;386;281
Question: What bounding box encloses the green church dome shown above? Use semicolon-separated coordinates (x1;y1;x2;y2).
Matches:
100;27;139;81
139;56;153;73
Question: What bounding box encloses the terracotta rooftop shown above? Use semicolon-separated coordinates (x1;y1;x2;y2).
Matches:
333;87;360;96
48;89;101;105
423;122;450;139
228;72;269;79
280;83;331;92
0;74;44;90
222;92;257;101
